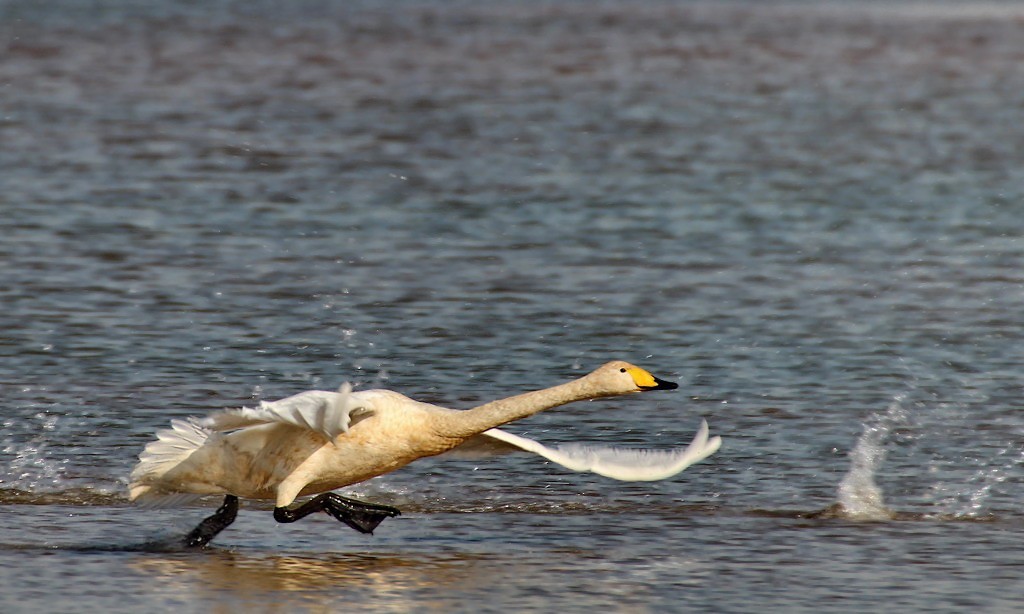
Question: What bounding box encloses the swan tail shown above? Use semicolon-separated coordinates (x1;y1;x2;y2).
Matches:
128;418;213;505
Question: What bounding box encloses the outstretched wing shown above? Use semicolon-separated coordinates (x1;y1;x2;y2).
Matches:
454;419;721;482
198;383;368;443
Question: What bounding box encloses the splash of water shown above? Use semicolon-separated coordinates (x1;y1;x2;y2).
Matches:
1;411;123;503
835;395;908;520
1;412;66;492
928;441;1021;518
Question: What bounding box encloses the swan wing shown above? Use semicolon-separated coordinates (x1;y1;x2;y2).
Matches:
471;419;721;482
198;383;367;442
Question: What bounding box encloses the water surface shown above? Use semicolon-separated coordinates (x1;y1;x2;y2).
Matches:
2;1;1024;611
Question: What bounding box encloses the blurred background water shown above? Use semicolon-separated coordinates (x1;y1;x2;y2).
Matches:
2;0;1024;611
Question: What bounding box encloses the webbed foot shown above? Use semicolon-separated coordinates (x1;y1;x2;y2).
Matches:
274;493;401;534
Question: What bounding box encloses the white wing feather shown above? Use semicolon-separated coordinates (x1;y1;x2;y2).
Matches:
473;419;721;481
198;383;362;443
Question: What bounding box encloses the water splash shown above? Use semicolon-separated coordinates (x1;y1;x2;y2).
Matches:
1;411;67;492
927;441;1022;518
835;394;909;520
0;410;124;502
832;380;1022;521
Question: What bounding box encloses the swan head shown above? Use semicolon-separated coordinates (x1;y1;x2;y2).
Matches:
588;361;679;396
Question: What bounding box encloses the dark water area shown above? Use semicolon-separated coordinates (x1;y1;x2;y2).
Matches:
2;1;1024;611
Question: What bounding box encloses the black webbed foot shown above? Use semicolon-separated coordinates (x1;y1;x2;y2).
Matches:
274;493;401;534
321;495;402;533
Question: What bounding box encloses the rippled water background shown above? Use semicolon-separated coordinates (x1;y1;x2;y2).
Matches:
3;0;1024;611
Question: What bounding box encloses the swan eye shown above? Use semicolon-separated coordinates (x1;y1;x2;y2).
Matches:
620;368;627;373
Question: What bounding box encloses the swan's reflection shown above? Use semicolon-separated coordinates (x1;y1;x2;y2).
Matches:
130;550;500;609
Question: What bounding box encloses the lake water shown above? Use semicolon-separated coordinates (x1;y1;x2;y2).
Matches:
2;0;1024;611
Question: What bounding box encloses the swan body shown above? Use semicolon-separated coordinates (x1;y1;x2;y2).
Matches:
128;361;721;545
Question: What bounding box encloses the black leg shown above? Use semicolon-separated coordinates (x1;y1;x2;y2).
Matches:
182;495;239;548
274;493;401;534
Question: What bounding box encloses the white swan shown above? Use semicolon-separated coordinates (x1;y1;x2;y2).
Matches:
128;361;722;546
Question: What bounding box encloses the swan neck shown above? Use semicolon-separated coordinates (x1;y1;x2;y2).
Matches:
441;377;599;440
